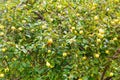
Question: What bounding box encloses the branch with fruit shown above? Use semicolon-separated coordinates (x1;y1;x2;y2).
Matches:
101;48;120;80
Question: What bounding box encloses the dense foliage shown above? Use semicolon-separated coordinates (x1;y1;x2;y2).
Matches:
0;0;120;80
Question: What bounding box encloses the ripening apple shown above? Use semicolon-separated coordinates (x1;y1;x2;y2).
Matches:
46;61;53;68
1;47;7;52
18;27;23;31
97;39;101;43
4;67;9;72
0;73;4;78
78;78;82;80
0;25;4;29
94;15;99;20
30;29;35;32
98;33;104;38
113;37;117;41
76;13;80;16
82;56;87;60
63;52;67;57
57;5;62;9
46;61;51;67
74;30;77;34
109;72;114;77
71;27;75;30
99;28;105;34
0;32;4;36
105;50;110;54
11;26;16;30
47;38;53;46
79;30;83;34
111;21;116;25
42;24;47;29
94;53;100;58
48;50;51;53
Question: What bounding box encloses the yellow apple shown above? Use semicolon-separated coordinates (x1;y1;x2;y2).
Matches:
74;30;77;34
11;26;16;30
94;54;100;58
47;38;53;46
82;56;87;60
4;67;9;72
48;50;51;53
22;20;26;23
0;73;4;78
111;21;116;25
109;72;114;77
31;29;35;32
98;33;104;38
46;61;51;67
71;27;75;30
42;24;47;29
97;39;101;43
113;37;117;41
0;32;4;36
46;61;54;68
57;5;62;9
0;25;4;29
79;30;83;34
99;28;105;34
94;15;99;20
76;13;80;16
105;50;110;54
78;78;82;80
63;52;67;57
18;27;23;31
1;47;7;52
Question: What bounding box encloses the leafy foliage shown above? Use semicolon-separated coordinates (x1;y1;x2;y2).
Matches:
0;0;120;80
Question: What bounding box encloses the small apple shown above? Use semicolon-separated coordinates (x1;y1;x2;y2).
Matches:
42;24;47;29
94;15;99;20
57;5;62;9
94;53;100;58
75;54;78;57
18;27;23;31
109;72;114;77
46;61;53;68
78;78;82;80
0;73;4;78
98;33;104;38
47;38;53;46
1;47;7;52
46;61;51;67
113;37;117;41
48;50;51;53
105;50;110;54
0;25;4;29
12;58;17;61
76;13;80;16
114;0;119;3
79;30;83;34
111;21;116;25
0;32;4;36
74;30;77;34
31;29;35;32
71;27;75;30
114;19;119;23
22;20;26;23
63;52;67;57
99;28;105;34
4;67;9;72
97;39;101;43
11;26;16;30
82;56;87;60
